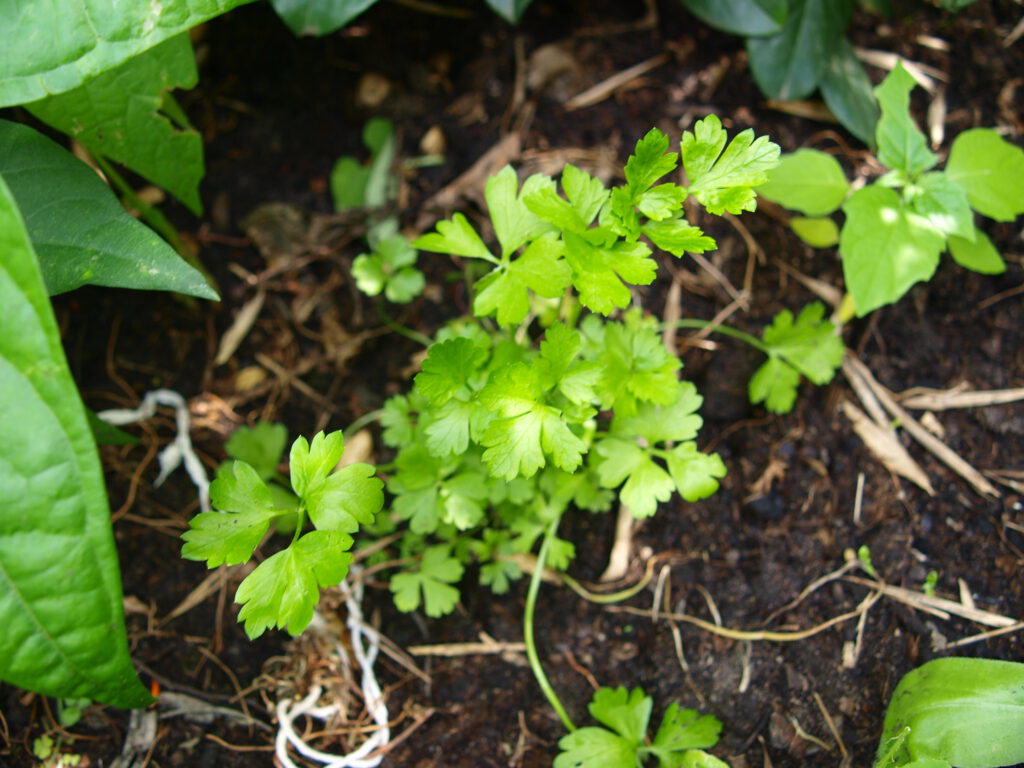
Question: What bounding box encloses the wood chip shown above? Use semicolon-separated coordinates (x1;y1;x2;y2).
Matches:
898;385;1024;411
564;52;669;111
214;289;265;365
841;398;935;495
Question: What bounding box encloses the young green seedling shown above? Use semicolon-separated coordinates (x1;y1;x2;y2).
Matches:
758;62;1024;316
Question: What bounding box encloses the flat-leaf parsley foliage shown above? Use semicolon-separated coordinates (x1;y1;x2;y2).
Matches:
555;686;728;768
375;120;777;618
182;431;383;638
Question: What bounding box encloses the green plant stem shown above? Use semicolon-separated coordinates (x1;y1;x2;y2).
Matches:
670;318;770;355
344;409;384;437
524;516;576;733
376;303;433;347
291;508;307;546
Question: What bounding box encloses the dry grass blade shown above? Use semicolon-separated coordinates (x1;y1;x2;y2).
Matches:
845;354;1000;497
853;48;947;90
564;52;669;111
407;635;527;657
897;385;1024;411
215;290;265;366
841;398;935;495
844;575;1017;627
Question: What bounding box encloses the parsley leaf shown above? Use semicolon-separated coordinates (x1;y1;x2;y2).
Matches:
235;530;353;639
304;462;383;533
666;443;727;503
473;232;572;326
485;166;557;258
414;337;487;406
682;115;781;215
352;234;425;303
390;544;465;617
289;431;345;498
594;317;681;417
564;230;657;315
225;422;287;480
413;212;496;262
642;218;716;257
594;437;675;518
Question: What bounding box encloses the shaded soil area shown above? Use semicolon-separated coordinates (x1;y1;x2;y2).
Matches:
3;1;1023;766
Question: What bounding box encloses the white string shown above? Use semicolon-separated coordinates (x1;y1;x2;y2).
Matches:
96;388;211;512
275;567;390;768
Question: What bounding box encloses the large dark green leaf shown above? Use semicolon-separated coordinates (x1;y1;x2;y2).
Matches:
26;34;204;214
485;0;536;23
819;38;879;145
679;0;787;36
0;120;216;299
0;0;253;108
746;0;855;101
267;0;379;35
0;175;152;709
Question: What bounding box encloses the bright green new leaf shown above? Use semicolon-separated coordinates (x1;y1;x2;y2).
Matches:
562;164;611;225
642;218;716;257
268;0;377;36
289;431;346;498
840;185;946;315
563;231;656;314
790;216;840;248
637;183;687;220
650;703;722;758
0;0;253;108
948;228;1006;275
555;726;637;768
486;166;556;257
413;213;495;261
679;0;786;36
625;128;679;195
613;383;704;445
424;399;477;456
875;658;1024;768
594;438;675;518
26;34;203;213
473;233;572;326
819;38;880;146
761;302;844;385
390;545;464;617
746;0;855;100
666;443;727;502
209;459;275;513
353;235;424;303
304;463;383;533
236;530;353;638
480;363;586;479
596;319;681;417
945;128;1024;222
226;422;288;480
0;176;151;708
380;395;415;448
415;337;487;406
180;508;276;567
910;172;974;241
589;686;651;746
0;120;215;299
874;63;937;178
756;149;850;216
749;356;801;414
330;157;370;211
681;115;781;215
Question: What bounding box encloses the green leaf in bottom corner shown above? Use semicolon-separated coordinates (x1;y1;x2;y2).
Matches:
235;530;353;638
0;176;151;709
839;185;946;315
555;727;637;768
948;228;1006;275
0;119;215;299
268;0;378;35
25;34;204;214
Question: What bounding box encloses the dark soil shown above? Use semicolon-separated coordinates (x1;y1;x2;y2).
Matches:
3;1;1023;767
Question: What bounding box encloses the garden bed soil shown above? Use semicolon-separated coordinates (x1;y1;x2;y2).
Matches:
2;1;1023;766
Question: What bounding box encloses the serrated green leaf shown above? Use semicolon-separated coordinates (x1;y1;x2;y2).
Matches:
762;302;844;384
747;0;855;100
790;216;840;248
590;686;652;744
180;508;275;567
614;383;704;445
666;444;727;502
563;230;656;314
305;463;383;533
26;34;203;213
268;0;377;36
682;115;781;215
874;63;937;177
948;228;1006;275
819;38;880;146
486;166;556;258
679;0;786;36
413;213;495;261
0;174;151;708
415;337;487;406
562;163;610;224
236;530;353;638
637;183;687;220
0;0;253;108
909;172;974;240
595;438;674;518
642;218;716;257
380;395;414;448
840;185;946;315
555;727;637;768
424;399;477;456
625;128;679;194
597;320;681;417
945;128;1024;222
289;431;345;498
749;356;801;414
210;459;275;513
0;119;216;299
225;422;287;480
473;233;571;326
650;704;722;757
390;545;464;617
352;253;386;296
756;149;850;216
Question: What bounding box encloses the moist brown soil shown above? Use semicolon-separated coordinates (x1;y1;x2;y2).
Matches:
3;2;1023;766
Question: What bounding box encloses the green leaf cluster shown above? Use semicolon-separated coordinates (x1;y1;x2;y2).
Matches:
757;63;1024;316
182;430;383;638
266;0;535;35
555;686;727;768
